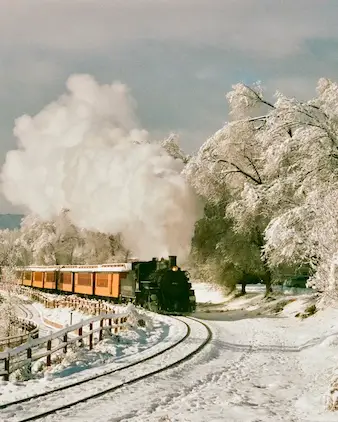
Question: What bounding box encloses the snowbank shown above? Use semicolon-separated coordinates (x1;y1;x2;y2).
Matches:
192;281;227;304
33;302;90;329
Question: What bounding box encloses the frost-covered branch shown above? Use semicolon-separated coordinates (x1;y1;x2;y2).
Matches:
216;158;262;185
188;77;338;296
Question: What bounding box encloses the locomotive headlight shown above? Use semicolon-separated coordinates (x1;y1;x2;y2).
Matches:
172;266;179;271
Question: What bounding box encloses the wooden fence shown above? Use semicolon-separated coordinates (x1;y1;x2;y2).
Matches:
0;309;130;381
0;319;39;351
17;286;117;316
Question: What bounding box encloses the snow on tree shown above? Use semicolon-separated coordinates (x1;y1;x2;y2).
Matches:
106;233;131;261
190;200;264;294
0;229;24;338
184;85;273;293
0;229;22;269
19;210;83;265
16;210;133;266
258;79;338;296
159;134;190;164
263;187;338;295
0;265;22;338
75;230;130;264
186;77;338;296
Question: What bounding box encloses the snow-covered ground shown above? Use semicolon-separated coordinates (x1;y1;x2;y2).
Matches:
22;291;338;422
32;301;96;328
1;284;338;421
0;302;185;403
191;281;314;306
0;317;205;421
192;281;228;304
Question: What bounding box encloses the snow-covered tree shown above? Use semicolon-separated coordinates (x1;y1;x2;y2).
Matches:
190;200;264;294
258;79;338;296
184;86;274;293
19;210;83;265
0;229;22;269
159;134;190;164
0;229;24;337
0;265;22;337
17;210;132;266
75;230;130;264
186;78;338;297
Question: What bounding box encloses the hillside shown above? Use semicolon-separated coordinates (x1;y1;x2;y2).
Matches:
0;214;23;230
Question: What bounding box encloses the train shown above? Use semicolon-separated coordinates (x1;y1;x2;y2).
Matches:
15;255;196;314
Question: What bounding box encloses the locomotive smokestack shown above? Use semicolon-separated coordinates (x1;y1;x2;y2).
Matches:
168;255;177;267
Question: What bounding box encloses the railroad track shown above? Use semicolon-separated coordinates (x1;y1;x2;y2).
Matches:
0;316;212;422
16;304;34;321
16;303;52;337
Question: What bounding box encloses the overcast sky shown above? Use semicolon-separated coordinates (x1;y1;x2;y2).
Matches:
1;0;338;212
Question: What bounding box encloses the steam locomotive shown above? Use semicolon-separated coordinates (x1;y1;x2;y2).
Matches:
16;256;196;314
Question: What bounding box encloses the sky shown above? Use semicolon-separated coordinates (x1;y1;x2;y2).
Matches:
1;0;338;212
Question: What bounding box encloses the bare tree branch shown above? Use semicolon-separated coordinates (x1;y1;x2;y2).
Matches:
217;158;262;185
243;84;276;110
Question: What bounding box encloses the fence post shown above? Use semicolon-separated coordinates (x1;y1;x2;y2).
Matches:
4;355;9;381
46;339;52;367
27;346;32;374
114;318;118;334
63;332;68;354
108;318;112;335
78;325;83;347
99;319;104;341
89;322;93;350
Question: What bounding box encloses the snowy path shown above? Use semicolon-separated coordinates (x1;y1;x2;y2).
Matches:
21;310;338;422
0;317;210;422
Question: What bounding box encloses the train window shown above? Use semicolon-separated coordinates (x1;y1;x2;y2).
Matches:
61;273;72;284
34;272;43;282
96;274;108;288
24;271;32;280
77;273;92;286
46;272;55;283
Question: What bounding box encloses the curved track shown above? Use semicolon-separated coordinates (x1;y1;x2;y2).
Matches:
16;304;34;321
0;317;189;410
16;302;54;337
0;316;212;422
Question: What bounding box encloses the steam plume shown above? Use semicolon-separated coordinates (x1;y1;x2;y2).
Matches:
1;74;199;260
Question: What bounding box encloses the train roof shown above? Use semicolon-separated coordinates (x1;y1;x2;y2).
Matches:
17;263;133;273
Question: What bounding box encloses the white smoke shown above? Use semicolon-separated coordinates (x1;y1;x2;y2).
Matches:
1;74;199;260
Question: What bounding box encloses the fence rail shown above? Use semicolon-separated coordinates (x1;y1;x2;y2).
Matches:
16;286;117;316
0;318;39;351
0;308;131;381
